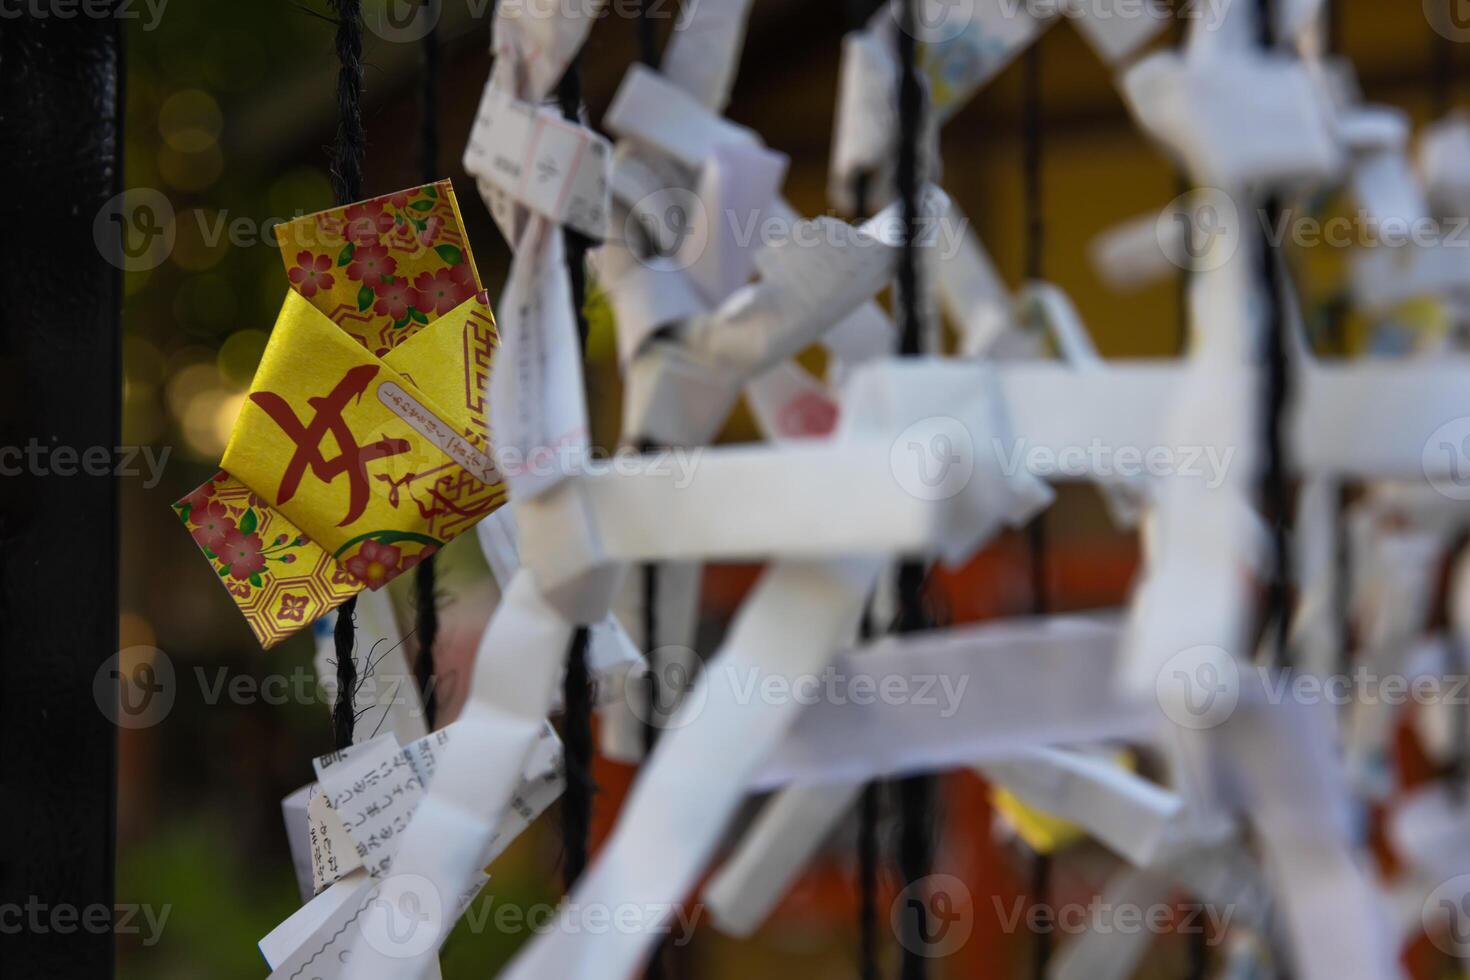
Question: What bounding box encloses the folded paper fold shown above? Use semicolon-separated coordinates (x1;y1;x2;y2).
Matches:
173;181;506;648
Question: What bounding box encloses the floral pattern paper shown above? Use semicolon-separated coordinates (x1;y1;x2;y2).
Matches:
173;181;506;649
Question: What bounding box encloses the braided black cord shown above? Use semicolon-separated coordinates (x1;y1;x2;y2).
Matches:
634;0;659;67
894;5;934;978
410;5;443;734
420;16;440;181
332;596;359;749
895;1;923;358
641;561;661;758
1020;34;1055;980
328;0;365;204
414;559;439;731
858;782;882;980
327;0;365;751
1257;0;1293;671
555;55;597;892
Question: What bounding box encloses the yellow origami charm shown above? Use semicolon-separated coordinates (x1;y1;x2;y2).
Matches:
173;181;505;648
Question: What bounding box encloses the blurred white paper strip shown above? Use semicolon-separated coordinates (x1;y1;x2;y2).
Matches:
1183;684;1403;980
497;559;881;980
1122;51;1343;187
751;616;1155;790
996;360;1470;480
463;84;610;240
977;747;1183;867
475;508;644;710
493;0;605;102
490;218;589;501
704;781;863;936
1047;866;1171;980
1063;0;1170;65
658;0;756;112
340;572;574;980
1389;782;1470;879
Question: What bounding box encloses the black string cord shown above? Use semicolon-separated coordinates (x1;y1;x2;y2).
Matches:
1433;0;1456;119
852;168;884;980
327;0;365;751
332;597;359;749
328;0;365;204
894;6;935;980
1019;37;1055;980
556;55;598;893
1257;0;1294;672
410;2;443;734
634;0;659;67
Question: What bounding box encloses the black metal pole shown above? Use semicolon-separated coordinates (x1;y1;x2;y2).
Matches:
0;7;124;978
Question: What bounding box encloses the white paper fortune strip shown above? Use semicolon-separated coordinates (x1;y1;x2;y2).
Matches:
463;83;611;241
495;558;883;980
